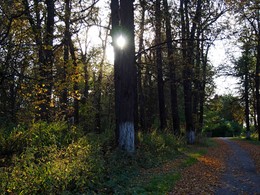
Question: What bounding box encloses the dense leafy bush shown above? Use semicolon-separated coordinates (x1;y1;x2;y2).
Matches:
203;121;243;137
136;131;184;168
0;140;105;194
0;121;80;156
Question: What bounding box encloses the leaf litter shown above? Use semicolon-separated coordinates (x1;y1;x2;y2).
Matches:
233;140;260;173
169;138;231;195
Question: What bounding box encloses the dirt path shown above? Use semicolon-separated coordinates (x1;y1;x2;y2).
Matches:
215;138;260;195
169;138;260;194
170;138;230;194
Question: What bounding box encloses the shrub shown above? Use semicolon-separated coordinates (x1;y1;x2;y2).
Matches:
0;124;183;194
0;121;80;156
1;136;105;194
203;121;242;137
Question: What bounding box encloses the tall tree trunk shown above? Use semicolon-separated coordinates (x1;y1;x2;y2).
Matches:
94;25;109;133
252;86;257;132
181;0;202;143
111;0;120;145
24;0;54;121
163;0;180;135
111;0;137;152
256;33;260;141
137;0;146;131
40;0;55;121
180;0;193;143
255;11;260;141
244;44;251;139
193;27;201;133
69;38;79;124
155;0;167;131
143;53;154;129
62;0;70;114
81;52;89;104
199;40;209;132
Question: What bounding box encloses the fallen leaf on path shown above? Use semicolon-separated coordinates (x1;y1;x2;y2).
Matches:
234;140;260;173
169;138;230;195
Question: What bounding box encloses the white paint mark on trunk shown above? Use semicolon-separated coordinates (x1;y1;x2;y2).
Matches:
187;131;195;144
246;131;251;139
119;122;135;153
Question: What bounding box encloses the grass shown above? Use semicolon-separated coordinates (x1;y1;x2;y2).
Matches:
144;172;181;194
125;138;216;194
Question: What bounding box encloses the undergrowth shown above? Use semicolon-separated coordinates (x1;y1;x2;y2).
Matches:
0;122;212;194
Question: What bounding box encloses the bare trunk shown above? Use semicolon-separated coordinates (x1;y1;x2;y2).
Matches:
94;25;109;133
193;28;201;132
244;45;250;139
137;0;146;131
69;38;79;124
181;0;202;144
155;0;167;131
163;0;180;135
180;0;194;143
61;0;70;113
81;52;89;104
256;36;260;141
111;0;136;152
199;42;209;131
41;0;55;121
111;0;120;145
256;14;260;141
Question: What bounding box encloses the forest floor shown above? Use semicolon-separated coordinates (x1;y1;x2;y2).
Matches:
169;138;260;194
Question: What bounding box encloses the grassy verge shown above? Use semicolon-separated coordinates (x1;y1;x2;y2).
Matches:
123;138;216;194
231;135;260;145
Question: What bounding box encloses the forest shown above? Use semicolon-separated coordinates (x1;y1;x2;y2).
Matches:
0;0;260;194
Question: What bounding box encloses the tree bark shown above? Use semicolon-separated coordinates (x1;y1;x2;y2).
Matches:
94;25;109;133
163;0;180;135
256;31;260;141
23;0;54;121
180;0;194;143
69;38;79;124
193;27;201;132
181;0;202;144
244;44;251;139
61;0;70;114
137;0;146;131
111;0;120;145
199;39;209;132
155;0;167;131
41;0;55;121
111;0;137;152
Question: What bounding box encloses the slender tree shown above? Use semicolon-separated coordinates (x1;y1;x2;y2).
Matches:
163;0;180;134
136;0;146;131
155;0;167;131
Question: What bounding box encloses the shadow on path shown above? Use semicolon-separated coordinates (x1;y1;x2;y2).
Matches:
215;138;260;195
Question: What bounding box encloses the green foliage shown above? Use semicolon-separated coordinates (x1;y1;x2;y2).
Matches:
136;131;184;168
203;94;244;137
0;123;187;194
203;121;243;137
0;121;80;155
233;132;260;144
182;157;198;167
0;123;105;194
0;140;105;194
79;101;96;132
